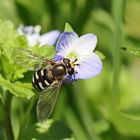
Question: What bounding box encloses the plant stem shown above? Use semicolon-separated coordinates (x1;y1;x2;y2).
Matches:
4;92;14;140
17;96;37;140
112;0;124;109
65;108;88;140
66;85;100;140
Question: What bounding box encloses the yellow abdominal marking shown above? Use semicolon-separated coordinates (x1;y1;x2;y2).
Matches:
44;80;50;86
38;82;45;90
32;77;35;83
35;72;39;79
41;69;44;76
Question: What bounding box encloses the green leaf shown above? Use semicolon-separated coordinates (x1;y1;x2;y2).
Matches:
0;18;29;81
95;50;105;60
20;120;72;140
0;74;34;99
122;47;140;59
64;23;74;32
31;44;56;60
65;108;89;140
92;9;114;32
93;120;110;134
109;109;140;137
15;35;28;48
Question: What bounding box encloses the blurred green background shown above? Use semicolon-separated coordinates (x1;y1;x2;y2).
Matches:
1;0;140;140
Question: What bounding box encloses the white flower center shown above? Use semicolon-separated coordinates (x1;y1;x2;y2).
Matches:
67;51;85;65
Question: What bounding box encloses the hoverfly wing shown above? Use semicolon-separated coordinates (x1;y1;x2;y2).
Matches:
12;47;54;70
36;81;62;121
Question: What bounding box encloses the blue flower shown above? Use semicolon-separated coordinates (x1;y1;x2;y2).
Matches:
54;32;102;82
18;24;60;47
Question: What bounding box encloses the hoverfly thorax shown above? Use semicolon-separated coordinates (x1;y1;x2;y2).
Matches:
51;64;66;78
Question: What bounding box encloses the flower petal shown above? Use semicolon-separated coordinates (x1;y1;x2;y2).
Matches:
56;32;78;58
53;54;63;61
18;24;41;46
26;33;40;46
75;53;102;79
63;74;79;84
75;34;97;55
39;30;60;46
18;24;41;35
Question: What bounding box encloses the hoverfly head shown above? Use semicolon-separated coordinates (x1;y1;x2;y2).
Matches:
63;58;75;75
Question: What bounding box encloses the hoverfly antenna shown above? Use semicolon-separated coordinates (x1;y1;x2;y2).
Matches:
73;59;79;66
73;59;77;63
74;63;79;66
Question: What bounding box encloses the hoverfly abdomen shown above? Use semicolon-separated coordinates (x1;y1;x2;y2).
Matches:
32;69;53;91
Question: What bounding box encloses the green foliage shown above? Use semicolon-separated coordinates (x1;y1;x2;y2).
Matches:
0;74;34;99
122;47;140;59
0;19;27;81
0;19;31;98
64;23;74;32
95;50;105;60
31;45;55;60
0;0;140;140
20;120;72;140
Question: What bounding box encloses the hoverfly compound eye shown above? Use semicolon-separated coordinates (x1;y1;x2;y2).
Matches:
63;58;70;63
63;58;71;67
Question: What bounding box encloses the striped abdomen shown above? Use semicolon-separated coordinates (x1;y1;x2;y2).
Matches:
32;69;53;91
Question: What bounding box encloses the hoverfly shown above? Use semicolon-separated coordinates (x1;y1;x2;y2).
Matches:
12;47;77;121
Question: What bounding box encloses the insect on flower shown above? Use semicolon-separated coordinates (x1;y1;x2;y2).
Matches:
12;31;102;121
